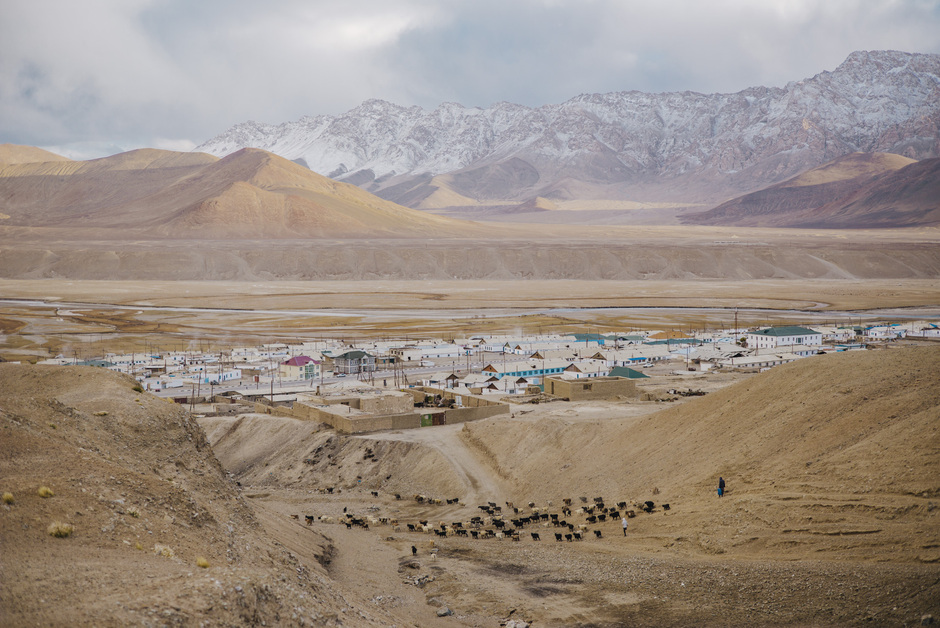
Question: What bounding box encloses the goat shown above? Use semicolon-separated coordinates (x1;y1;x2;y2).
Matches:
554;533;563;541
412;545;417;556
470;530;479;539
565;533;573;542
304;515;314;525
663;504;670;511
573;532;582;541
594;530;602;538
617;501;627;509
394;493;402;500
290;514;299;520
371;490;379;497
531;532;541;541
594;496;604;503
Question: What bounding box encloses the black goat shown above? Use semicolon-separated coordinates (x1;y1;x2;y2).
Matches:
531;532;541;541
594;530;602;538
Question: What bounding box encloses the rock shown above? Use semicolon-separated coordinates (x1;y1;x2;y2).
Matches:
922;614;934;626
436;606;452;617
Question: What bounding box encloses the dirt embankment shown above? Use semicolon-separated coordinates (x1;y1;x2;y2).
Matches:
0;365;404;626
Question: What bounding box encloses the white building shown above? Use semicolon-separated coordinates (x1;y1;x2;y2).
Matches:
745;326;822;349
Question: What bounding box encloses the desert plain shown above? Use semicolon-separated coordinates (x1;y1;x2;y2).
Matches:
2;174;940;626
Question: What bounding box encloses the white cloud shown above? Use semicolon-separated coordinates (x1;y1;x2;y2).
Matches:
1;0;937;156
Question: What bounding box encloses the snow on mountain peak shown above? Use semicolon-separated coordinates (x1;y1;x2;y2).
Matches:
195;50;940;205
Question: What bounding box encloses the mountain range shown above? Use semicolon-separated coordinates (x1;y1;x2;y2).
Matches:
196;50;940;216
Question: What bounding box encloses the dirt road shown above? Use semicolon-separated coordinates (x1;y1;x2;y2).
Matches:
361;424;508;507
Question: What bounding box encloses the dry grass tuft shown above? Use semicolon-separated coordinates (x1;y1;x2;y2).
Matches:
196;556;210;568
37;486;54;498
126;506;140;518
93;411;108;416
48;521;73;537
135;541;144;551
2;492;14;504
153;544;174;558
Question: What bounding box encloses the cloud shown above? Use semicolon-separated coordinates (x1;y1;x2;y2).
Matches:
1;0;938;156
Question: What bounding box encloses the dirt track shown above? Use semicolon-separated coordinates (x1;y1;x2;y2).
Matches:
362;424;509;506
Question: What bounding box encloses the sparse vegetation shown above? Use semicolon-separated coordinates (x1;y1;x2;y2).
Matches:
132;384;144;393
196;556;210;568
94;411;108;416
47;521;73;537
127;506;140;518
2;492;14;504
37;486;54;498
134;541;143;551
153;544;174;558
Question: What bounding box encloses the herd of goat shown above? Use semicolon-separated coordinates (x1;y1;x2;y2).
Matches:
294;492;669;543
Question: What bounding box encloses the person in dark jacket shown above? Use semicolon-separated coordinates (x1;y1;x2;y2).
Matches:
718;477;725;497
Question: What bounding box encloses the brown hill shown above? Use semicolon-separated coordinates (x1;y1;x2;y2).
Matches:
0;143;70;164
0;147;486;239
683;152;940;228
0;364;424;625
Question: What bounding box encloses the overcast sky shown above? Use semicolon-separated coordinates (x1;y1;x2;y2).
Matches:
2;0;939;159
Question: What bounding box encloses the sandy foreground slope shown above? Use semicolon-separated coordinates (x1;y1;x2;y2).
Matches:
197;346;938;627
2;348;937;626
0;365;440;626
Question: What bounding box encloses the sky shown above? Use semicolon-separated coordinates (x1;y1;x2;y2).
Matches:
2;0;939;159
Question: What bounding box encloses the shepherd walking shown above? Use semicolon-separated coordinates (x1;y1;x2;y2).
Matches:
622;516;629;536
718;476;725;497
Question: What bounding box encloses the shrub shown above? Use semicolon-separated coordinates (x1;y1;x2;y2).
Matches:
2;492;14;504
37;486;54;498
127;507;140;518
196;556;210;569
48;521;73;537
132;384;144;393
153;544;174;558
135;541;144;551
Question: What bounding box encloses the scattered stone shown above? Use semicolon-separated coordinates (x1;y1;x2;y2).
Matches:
436;606;453;617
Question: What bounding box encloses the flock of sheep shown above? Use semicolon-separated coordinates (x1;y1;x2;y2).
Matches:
296;491;668;544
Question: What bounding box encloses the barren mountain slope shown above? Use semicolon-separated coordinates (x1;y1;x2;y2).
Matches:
0;364;404;626
685;153;940;228
0;144;70;164
0;147;485;238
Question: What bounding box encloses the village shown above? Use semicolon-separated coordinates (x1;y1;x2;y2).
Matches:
33;319;939;434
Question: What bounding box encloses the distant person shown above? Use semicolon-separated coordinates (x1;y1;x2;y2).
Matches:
622;516;628;536
718;477;725;497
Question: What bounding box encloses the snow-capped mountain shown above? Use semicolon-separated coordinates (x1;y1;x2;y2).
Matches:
196;51;940;209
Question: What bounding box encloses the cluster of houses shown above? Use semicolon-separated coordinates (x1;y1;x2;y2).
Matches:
35;319;938;395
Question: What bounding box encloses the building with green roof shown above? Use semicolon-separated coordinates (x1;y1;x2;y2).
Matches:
745;326;822;349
